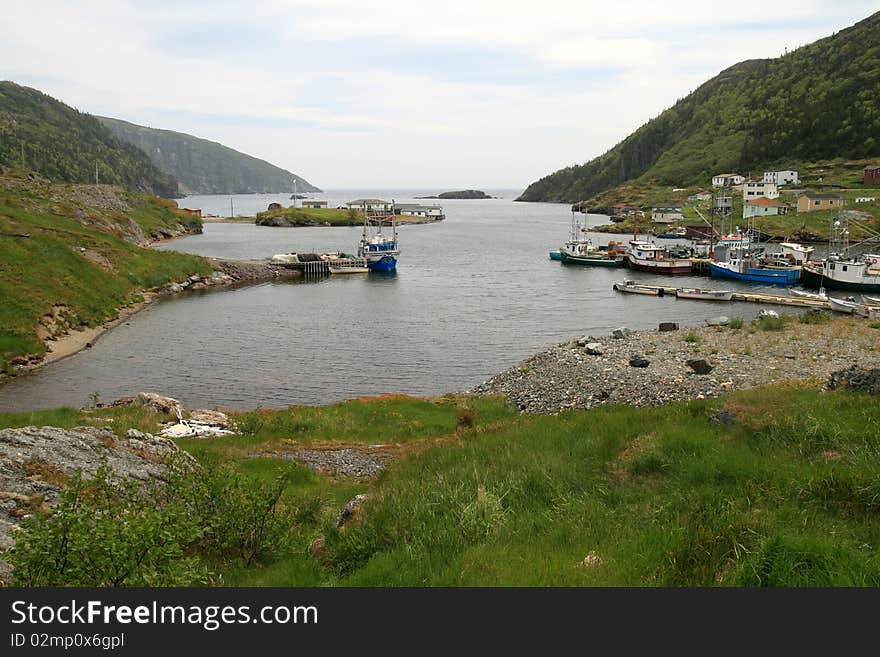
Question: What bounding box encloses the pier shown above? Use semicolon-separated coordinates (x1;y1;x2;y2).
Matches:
614;283;831;309
276;257;369;277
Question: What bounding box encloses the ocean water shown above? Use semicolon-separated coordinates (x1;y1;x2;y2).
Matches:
0;190;807;411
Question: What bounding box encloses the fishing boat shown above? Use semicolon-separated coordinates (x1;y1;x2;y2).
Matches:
828;296;862;314
613;280;664;296
626;240;693;274
710;245;801;285
801;216;880;292
864;295;880;305
675;288;733;301
357;205;400;272
558;213;626;266
718;231;754;247
790;288;828;302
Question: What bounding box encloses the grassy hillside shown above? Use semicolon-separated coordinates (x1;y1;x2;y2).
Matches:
0;172;210;371
255;206;361;226
4;378;880;586
99;116;320;195
0;82;178;197
519;11;880;204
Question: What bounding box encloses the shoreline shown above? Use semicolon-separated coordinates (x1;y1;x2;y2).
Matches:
2;258;300;383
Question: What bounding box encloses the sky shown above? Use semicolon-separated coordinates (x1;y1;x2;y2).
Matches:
1;1;878;189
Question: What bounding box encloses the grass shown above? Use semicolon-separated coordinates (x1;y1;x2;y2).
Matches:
754;314;789;331
255;206;362;227
4;383;879;586
0;175;211;370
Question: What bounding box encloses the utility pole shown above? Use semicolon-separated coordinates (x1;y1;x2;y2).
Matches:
230;198;234;219
20;141;24;169
95;161;99;185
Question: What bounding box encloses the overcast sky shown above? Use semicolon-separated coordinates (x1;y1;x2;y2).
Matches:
2;1;877;189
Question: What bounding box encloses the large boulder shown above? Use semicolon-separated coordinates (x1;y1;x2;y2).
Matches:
336;494;369;529
659;322;679;332
706;316;729;327
188;409;230;428
686;359;713;375
828;366;880;394
629;355;650;368
133;392;182;415
584;343;604;355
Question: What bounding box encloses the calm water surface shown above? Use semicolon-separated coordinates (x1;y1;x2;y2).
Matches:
0;189;807;411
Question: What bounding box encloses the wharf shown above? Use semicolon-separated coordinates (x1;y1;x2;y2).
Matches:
276;257;369;277
615;283;830;309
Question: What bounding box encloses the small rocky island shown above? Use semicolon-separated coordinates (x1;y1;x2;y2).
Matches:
416;189;495;199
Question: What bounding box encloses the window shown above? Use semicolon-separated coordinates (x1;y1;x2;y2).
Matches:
842;266;848;272
815;200;820;206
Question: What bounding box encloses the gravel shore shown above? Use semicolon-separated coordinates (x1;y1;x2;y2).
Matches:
472;316;880;413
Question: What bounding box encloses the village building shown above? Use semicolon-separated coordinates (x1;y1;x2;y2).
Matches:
346;198;394;213
711;173;744;187
651;206;683;223
301;200;328;208
742;197;789;218
864;165;880;185
855;196;877;203
394;203;445;220
687;192;712;202
180;207;202;218
742;179;779;200
763;170;799;185
797;193;845;213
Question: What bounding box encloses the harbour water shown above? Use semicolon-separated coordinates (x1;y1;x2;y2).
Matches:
0;190;808;411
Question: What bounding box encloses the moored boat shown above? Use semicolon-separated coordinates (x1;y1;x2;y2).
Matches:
626;240;693;275
613;280;664;296
710;245;801;285
802;257;880;293
655;226;687;239
828;296;861;314
558;213;626;266
357;206;400;272
675;287;733;301
864;295;880;305
549;250;562;261
790;287;828;302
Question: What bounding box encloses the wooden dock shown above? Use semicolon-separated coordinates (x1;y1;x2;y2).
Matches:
614;283;830;309
277;258;369;277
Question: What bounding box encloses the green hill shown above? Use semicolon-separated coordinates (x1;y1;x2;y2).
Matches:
0;82;179;197
518;11;880;204
98;116;321;195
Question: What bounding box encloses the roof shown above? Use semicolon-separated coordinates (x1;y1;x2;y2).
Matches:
396;203;442;211
802;193;844;200
745;197;787;207
652;206;682;212
713;173;740;178
347;198;391;205
865;165;880;172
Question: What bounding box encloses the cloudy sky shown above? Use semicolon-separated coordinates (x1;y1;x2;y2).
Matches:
2;1;877;188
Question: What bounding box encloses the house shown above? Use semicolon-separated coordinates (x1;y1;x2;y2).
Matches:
711;173;744;187
395;203;444;219
864;165;880;185
180;207;202;218
855;196;877;203
346;198;394;213
763;170;799;186
301;200;328;209
797;193;844;213
651;206;683;223
742;179;779;200
743;197;789;218
687;192;712;202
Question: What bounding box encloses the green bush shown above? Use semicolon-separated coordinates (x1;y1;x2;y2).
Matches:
755;315;786;331
6;463;294;586
728;317;744;329
799;309;831;325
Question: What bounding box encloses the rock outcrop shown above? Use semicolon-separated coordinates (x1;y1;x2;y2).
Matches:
0;425;197;582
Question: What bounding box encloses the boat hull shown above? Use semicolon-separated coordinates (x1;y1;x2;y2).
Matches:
561;252;625;267
801;264;880;292
627;256;692;275
549;251;562;261
367;255;397;272
710;262;800;284
675;289;733;301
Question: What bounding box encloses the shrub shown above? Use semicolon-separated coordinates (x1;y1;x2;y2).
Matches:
728;317;744;329
799;309;831;325
684;331;700;343
457;408;478;428
6;463;294;586
755;315;786;331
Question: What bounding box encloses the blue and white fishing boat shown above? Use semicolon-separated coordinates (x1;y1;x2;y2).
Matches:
709;245;802;285
357;205;400;272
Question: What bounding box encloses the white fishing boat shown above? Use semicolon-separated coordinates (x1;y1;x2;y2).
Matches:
790;287;828;302
613;280;664;296
863;295;880;305
675;288;733;301
626;240;693;274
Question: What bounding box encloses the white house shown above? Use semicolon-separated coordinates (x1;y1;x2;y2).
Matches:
763;170;799;185
301;200;328;209
395;203;445;219
651;206;683;223
712;173;744;187
346;198;394;213
687;192;712;201
742;180;779;200
743;197;789;218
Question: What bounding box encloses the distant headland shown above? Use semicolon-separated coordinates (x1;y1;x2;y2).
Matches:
415;189;495;199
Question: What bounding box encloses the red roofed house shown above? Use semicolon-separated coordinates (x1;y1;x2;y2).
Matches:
743;197;789;219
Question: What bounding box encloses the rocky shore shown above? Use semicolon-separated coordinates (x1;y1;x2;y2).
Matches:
472;316;880;413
